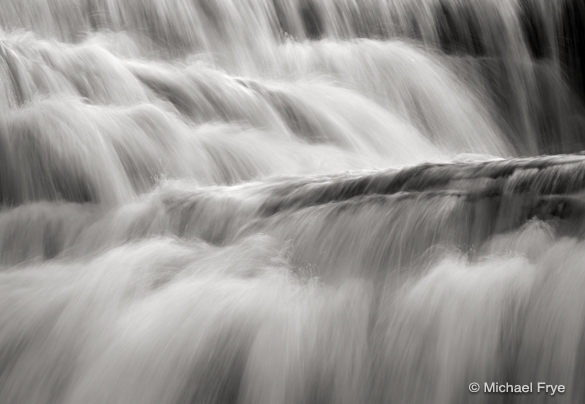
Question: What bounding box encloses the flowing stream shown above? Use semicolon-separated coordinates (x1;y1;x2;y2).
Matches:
1;1;585;403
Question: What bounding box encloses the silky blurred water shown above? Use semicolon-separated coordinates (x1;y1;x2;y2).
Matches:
1;1;585;403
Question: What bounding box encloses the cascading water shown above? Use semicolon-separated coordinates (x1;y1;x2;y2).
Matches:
1;1;585;403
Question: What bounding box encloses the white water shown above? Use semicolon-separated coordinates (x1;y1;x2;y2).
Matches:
1;1;585;403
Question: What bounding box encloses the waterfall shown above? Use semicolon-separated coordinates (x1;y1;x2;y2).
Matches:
1;1;585;403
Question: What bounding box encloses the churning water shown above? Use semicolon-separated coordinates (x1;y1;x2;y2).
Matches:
1;1;585;403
